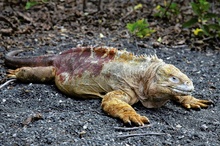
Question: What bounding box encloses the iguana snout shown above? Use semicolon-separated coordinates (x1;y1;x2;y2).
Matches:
155;64;194;96
171;81;194;95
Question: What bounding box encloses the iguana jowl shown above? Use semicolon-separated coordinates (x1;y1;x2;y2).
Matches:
5;46;212;126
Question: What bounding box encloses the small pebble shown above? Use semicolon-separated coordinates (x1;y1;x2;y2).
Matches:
201;124;208;131
176;124;182;128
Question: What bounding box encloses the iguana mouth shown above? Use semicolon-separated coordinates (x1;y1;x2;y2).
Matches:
171;88;193;95
164;84;194;95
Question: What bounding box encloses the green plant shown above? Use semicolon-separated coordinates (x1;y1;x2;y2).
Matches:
154;2;180;19
25;1;38;9
126;19;155;38
25;0;48;10
183;0;220;37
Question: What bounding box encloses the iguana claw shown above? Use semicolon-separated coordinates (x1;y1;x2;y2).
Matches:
176;95;213;109
7;69;19;78
121;113;149;126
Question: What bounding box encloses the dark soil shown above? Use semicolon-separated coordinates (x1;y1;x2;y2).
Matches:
0;1;219;146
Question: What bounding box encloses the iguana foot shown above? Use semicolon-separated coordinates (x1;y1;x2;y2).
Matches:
174;95;213;109
101;90;149;126
118;110;149;126
7;69;19;78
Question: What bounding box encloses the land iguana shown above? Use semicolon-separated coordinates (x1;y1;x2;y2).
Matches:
5;46;212;126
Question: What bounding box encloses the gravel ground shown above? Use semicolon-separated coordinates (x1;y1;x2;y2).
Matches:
0;36;219;145
0;1;219;145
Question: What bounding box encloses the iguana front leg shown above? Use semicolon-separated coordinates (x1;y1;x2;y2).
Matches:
173;95;213;109
101;90;149;126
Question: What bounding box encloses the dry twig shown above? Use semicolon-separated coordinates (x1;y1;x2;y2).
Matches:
0;79;16;89
16;11;34;23
114;124;153;131
117;132;165;138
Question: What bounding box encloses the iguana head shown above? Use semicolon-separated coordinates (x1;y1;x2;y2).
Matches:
136;61;195;108
155;64;194;96
139;63;194;108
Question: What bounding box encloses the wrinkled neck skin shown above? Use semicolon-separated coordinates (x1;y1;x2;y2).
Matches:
135;61;170;108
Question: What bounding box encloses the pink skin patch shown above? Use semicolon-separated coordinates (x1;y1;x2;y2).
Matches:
54;47;116;78
34;55;54;66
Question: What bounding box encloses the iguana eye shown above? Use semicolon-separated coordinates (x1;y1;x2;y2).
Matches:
169;76;179;83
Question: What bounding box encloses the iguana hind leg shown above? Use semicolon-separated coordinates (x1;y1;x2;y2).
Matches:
101;90;149;126
8;66;56;83
173;95;213;109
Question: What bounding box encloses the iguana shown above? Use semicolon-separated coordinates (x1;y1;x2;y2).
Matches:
5;46;212;126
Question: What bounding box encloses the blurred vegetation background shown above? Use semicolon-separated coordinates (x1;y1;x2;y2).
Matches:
0;0;219;50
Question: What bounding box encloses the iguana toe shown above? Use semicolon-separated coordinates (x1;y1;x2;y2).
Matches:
189;104;201;109
7;69;19;78
181;97;213;110
199;99;214;105
121;113;149;126
182;103;191;109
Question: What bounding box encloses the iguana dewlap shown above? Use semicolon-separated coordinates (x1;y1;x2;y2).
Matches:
5;46;212;126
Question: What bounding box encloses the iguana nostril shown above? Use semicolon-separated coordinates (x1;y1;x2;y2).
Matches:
185;81;190;85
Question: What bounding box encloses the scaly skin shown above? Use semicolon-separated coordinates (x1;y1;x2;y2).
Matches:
5;46;213;126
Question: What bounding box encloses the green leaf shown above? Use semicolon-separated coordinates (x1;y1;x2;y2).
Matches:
201;25;210;35
25;1;38;10
126;23;136;32
137;19;145;25
136;32;144;38
126;19;155;38
204;13;218;20
191;2;201;16
208;24;220;31
134;3;143;10
182;17;198;28
170;3;177;9
199;0;210;12
217;18;220;25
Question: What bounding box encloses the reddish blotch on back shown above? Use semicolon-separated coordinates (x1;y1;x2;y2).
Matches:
54;46;117;77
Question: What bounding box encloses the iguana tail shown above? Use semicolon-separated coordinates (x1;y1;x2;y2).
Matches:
5;50;57;68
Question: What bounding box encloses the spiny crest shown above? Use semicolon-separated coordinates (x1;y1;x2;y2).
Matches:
116;49;148;62
133;54;163;63
116;49;164;63
92;46;118;58
116;49;135;61
67;46;164;64
149;54;163;63
60;46;118;59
